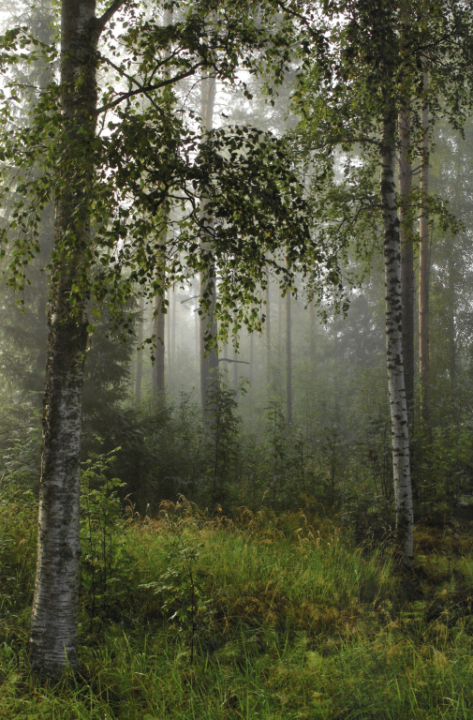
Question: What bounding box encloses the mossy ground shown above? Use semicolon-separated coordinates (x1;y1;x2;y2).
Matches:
1;495;473;719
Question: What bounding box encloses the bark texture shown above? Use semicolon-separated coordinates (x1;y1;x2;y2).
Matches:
29;0;101;676
399;106;415;432
381;108;414;567
419;72;431;433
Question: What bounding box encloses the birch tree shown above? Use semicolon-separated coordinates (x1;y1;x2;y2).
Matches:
0;0;342;674
26;0;129;678
284;0;473;565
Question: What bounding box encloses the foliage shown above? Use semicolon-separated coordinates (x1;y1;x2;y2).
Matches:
80;448;129;630
140;499;215;663
0;0;340;348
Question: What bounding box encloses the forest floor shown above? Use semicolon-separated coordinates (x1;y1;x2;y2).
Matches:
1;493;473;719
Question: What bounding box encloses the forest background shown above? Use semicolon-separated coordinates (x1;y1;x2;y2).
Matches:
2;0;473;717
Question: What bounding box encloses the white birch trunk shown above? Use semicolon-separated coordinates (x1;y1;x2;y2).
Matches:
381;108;414;568
29;0;124;677
399;106;415;432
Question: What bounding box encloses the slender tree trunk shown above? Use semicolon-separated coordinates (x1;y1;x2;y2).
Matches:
277;291;282;353
447;246;456;387
152;8;172;399
309;300;315;368
381;105;414;568
135;297;144;403
277;290;282;384
167;287;172;368
286;291;292;425
249;331;254;415
266;278;271;386
195;294;199;362
419;71;431;434
233;344;238;393
200;274;219;409
199;72;218;411
399;105;415;432
29;0;108;676
172;285;177;367
448;146;461;387
153;293;165;396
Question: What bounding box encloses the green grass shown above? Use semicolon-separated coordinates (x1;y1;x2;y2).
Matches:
1;495;473;719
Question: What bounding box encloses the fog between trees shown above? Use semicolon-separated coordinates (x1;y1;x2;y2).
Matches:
1;0;473;690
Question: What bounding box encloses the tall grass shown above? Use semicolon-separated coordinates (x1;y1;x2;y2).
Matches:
1;494;472;719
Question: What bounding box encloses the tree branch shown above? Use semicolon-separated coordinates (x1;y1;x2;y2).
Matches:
96;62;204;113
219;358;249;365
96;0;128;35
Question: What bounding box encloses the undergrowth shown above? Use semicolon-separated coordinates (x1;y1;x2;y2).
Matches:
1;491;473;719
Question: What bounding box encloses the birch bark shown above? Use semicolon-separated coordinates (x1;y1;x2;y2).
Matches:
399;106;415;432
29;0;125;677
381;106;414;567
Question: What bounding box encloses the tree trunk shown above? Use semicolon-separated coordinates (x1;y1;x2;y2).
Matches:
135;297;144;403
167;287;172;367
233;344;238;393
152;8;172;399
153;293;165;396
399;105;415;432
200;269;219;409
29;0;105;676
448;145;461;387
172;285;177;368
309;299;316;366
419;71;431;434
286;290;292;425
194;290;199;361
266;278;271;386
249;330;254;415
199;71;218;411
381;105;414;568
277;289;282;383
